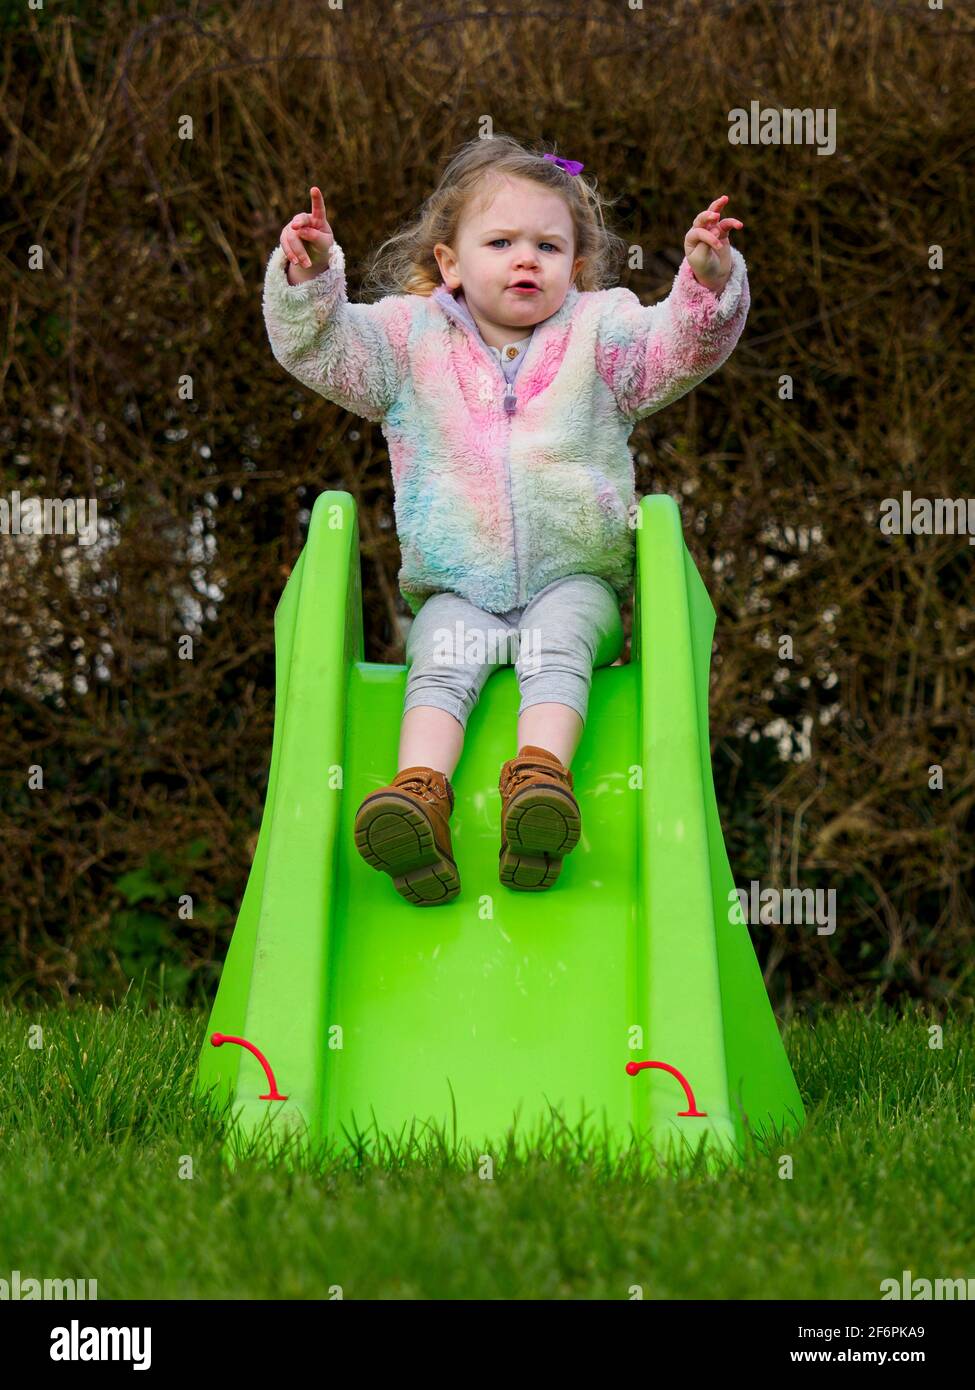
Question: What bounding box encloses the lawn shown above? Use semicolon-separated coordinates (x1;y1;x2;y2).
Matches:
1;994;972;1300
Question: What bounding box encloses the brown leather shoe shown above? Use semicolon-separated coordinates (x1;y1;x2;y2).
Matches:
498;744;581;891
354;766;460;906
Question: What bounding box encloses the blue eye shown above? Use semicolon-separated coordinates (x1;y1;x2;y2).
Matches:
489;238;559;252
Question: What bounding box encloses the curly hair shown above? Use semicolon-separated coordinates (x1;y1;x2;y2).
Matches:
359;132;629;301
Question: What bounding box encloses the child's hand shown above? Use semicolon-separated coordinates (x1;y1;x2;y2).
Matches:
280;186;335;274
684;195;744;292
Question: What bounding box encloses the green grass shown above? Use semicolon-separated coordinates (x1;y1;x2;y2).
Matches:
1;992;973;1299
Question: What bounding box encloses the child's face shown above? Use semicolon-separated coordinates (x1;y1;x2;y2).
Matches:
434;176;584;330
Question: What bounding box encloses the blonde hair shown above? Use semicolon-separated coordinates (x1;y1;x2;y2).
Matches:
359;133;629;300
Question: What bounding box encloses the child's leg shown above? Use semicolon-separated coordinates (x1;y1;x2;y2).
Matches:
398;706;465;778
517;703;584;768
399;591;512;776
496;578;622;891
513;575;624;765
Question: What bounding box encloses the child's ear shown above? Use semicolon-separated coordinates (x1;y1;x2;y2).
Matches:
434;241;459;288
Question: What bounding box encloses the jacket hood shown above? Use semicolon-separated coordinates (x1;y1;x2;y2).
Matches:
430;282;582;337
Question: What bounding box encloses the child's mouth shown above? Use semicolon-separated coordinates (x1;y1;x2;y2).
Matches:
508;285;540;295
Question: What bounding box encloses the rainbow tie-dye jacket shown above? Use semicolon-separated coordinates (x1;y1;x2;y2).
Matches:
262;240;750;615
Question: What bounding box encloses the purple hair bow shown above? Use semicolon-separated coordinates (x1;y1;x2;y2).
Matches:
542;153;585;175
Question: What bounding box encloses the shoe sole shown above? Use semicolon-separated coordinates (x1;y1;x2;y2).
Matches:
354;793;460;906
499;785;581;892
499;845;564;891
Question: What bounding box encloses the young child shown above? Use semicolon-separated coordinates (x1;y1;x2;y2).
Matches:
263;134;749;907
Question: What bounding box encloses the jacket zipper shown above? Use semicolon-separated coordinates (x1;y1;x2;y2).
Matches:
436;286;579;612
500;376;522;606
440;294;524;607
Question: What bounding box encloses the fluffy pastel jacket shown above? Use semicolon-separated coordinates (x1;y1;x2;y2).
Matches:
262;239;750;615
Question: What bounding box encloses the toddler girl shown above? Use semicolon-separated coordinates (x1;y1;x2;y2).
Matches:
263;133;748;907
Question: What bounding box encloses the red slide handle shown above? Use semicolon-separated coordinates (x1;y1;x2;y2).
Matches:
625;1059;707;1116
210;1033;288;1101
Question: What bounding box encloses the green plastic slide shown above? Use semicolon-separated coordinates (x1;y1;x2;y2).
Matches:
195;491;805;1170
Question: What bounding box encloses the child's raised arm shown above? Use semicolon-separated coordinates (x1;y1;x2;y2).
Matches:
594;198;750;425
262;188;412;424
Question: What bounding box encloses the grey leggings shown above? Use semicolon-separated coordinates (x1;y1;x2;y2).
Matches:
403;574;625;732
